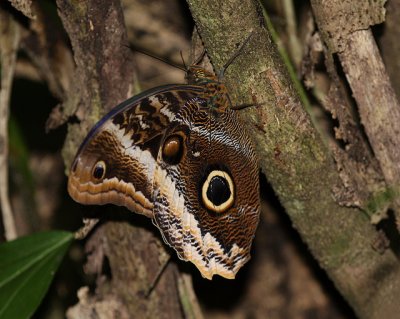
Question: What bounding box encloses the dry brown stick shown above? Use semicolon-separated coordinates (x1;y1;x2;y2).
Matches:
339;29;400;198
0;10;20;241
380;0;400;100
282;0;302;67
8;0;36;19
308;1;400;218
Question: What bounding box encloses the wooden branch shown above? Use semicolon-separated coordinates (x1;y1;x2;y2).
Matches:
185;0;400;318
67;221;185;319
0;9;20;240
8;0;36;19
309;1;400;217
339;30;400;195
309;1;400;314
380;0;400;99
57;1;197;317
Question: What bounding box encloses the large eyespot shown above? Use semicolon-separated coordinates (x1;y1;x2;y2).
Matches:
202;170;234;213
162;134;184;165
92;160;106;180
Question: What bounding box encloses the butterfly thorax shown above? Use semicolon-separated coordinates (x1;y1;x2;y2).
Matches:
186;65;230;113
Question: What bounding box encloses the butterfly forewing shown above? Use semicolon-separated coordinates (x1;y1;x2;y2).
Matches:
68;85;203;217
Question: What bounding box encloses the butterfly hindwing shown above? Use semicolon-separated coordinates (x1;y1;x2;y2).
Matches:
152;98;259;279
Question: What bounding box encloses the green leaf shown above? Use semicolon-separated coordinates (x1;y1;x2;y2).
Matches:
0;231;74;319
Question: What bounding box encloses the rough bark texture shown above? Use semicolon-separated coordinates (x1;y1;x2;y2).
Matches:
66;220;184;319
186;0;400;318
309;0;386;53
58;0;136;168
310;1;400;223
8;0;35;19
380;0;400;100
338;30;400;198
309;38;386;213
56;1;194;318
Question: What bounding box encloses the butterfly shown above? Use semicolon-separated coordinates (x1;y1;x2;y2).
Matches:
68;40;260;279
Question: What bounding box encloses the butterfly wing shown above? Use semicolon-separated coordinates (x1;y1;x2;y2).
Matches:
152;98;260;279
68;77;260;280
68;85;203;217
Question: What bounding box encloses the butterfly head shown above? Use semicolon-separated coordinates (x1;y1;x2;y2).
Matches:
186;65;218;86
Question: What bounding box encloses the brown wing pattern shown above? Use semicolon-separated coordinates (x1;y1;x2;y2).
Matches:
68;68;260;280
68;85;203;217
152;98;259;279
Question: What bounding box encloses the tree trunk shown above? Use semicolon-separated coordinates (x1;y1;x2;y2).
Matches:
186;0;400;318
56;1;201;318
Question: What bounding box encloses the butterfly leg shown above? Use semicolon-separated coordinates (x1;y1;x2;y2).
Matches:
145;254;171;298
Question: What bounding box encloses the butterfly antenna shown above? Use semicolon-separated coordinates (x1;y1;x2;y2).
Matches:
128;44;186;72
209;106;212;149
219;32;254;79
145;256;171;298
180;50;187;70
193;49;206;66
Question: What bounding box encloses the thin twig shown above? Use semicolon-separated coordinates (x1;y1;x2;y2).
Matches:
176;273;204;319
0;12;20;241
282;0;302;67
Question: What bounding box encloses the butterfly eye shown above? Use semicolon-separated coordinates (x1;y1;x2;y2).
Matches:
202;170;234;213
162;135;184;165
92;161;106;180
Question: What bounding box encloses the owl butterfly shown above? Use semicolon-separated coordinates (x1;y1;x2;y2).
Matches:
68;37;260;279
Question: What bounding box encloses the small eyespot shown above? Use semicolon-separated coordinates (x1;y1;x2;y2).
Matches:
202;170;234;213
162;134;184;165
92;161;106;180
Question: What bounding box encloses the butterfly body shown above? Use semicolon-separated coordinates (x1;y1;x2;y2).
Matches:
68;66;260;279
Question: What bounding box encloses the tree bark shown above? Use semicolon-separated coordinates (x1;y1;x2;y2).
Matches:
310;0;400;219
338;30;400;207
186;0;400;318
380;0;400;100
56;1;200;318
